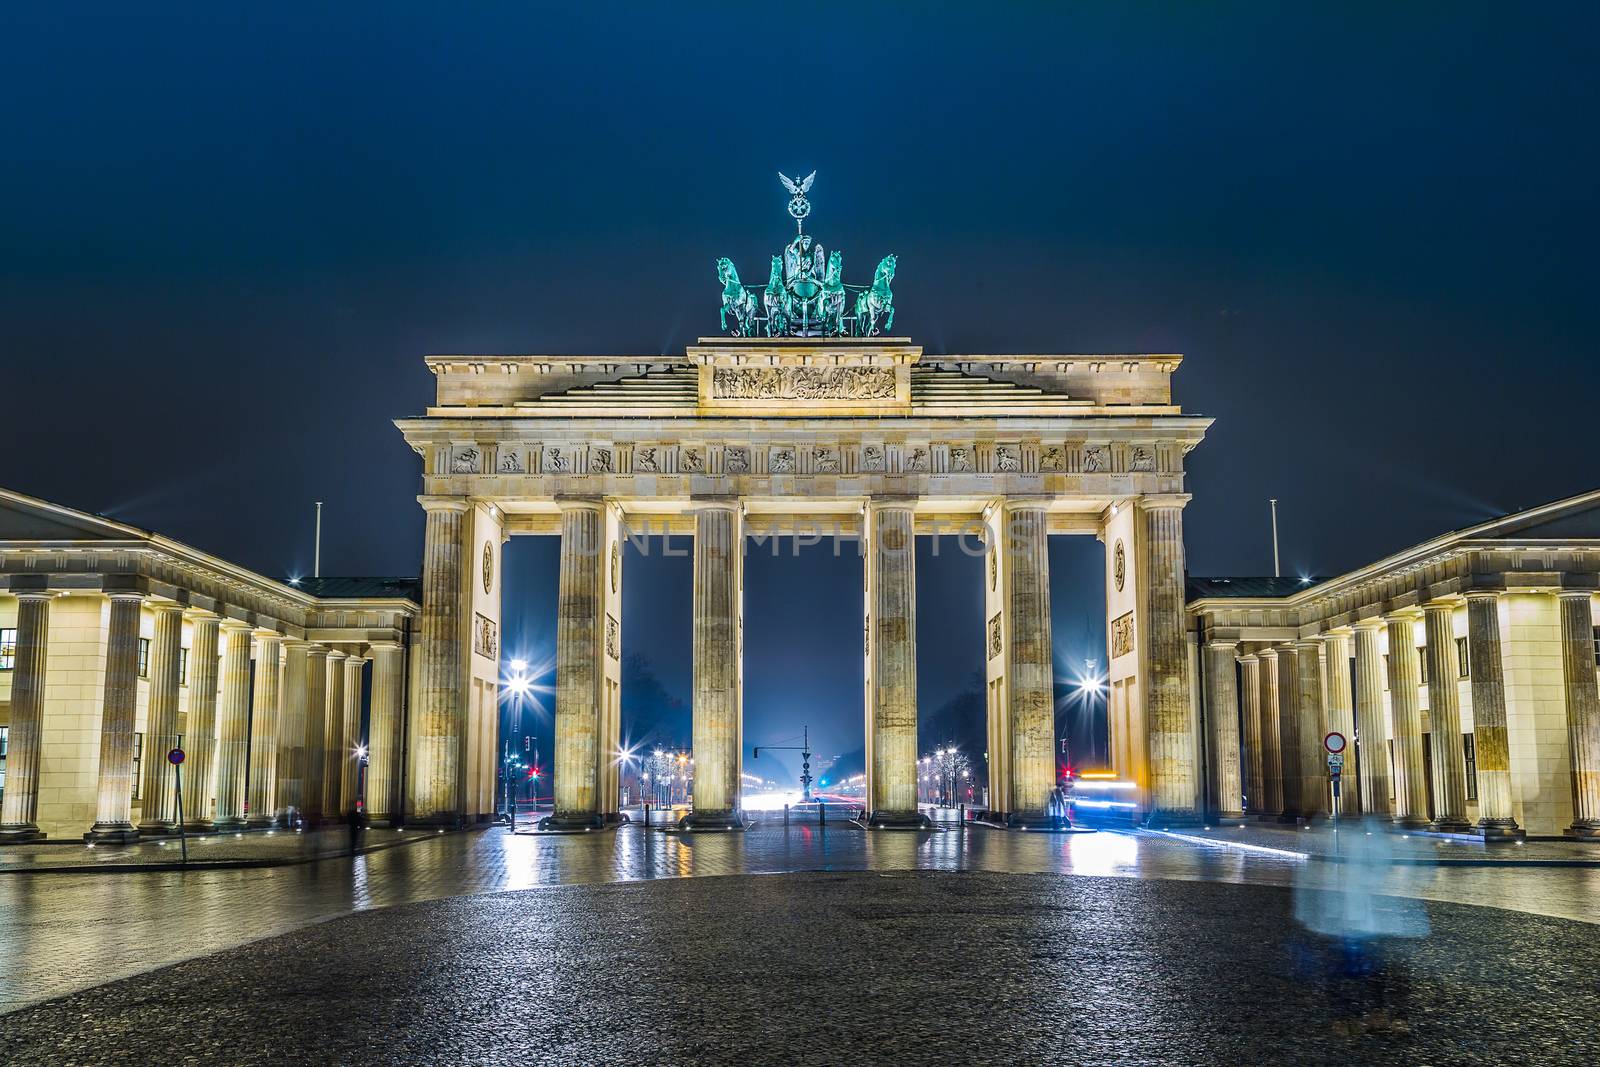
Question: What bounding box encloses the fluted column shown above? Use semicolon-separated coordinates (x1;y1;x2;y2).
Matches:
1386;614;1430;829
211;621;254;828
1277;645;1302;821
1422;602;1470;832
1203;641;1244;820
1003;503;1055;825
1352;621;1392;816
367;641;406;825
551;500;604;829
245;633;282;826
865;499;921;826
1239;654;1263;815
338;654;365;816
87;593;145;842
315;652;344;819
136;603;184;832
686;501;743;829
411;498;468;825
1294;639;1328;821
1140;500;1199;821
1558;591;1600;837
0;592;51;840
180;613;221;829
301;646;328;821
1465;591;1517;837
1321;632;1358;814
275;640;310;821
1256;647;1283;818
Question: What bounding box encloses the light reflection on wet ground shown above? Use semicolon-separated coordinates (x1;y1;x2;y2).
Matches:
4;821;1599;1014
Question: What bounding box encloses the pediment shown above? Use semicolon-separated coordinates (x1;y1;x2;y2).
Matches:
1470;492;1600;543
0;489;148;543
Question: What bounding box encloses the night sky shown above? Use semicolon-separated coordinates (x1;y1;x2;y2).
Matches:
4;5;1597;786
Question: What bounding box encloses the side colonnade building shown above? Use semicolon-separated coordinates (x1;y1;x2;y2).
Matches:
395;336;1213;829
0;489;425;842
1188;490;1600;840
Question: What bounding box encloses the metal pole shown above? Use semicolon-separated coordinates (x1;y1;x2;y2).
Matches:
174;733;187;866
314;501;323;578
1270;498;1280;578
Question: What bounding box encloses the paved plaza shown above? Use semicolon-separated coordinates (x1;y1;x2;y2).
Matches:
4;864;1599;1065
3;822;1600;1064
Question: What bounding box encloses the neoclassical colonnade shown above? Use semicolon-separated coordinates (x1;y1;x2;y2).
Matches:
0;492;418;842
1191;505;1600;839
398;337;1214;826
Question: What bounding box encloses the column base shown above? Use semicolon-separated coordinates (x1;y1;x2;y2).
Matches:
1564;821;1600;841
866;809;933;830
1275;812;1300;825
1255;812;1283;822
244;815;276;829
1429;817;1473;834
678;811;745;832
1394;815;1432;831
1477;818;1524;842
0;825;46;843
537;813;605;833
1006;812;1074;831
84;823;140;844
210;818;247;832
1143;810;1206;829
136;821;178;836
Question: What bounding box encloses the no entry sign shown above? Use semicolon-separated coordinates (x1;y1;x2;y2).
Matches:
1323;732;1347;755
167;748;186;765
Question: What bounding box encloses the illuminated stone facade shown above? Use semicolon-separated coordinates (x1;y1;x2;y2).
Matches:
1188;491;1600;839
396;337;1212;825
0;490;419;841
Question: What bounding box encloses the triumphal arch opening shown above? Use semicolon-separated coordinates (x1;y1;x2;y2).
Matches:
395;176;1213;829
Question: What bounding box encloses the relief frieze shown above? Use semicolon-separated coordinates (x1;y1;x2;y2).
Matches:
711;366;896;401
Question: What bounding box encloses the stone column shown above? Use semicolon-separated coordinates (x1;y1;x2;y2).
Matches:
1140;500;1200;821
245;633;282;827
275;640;310;822
0;592;51;841
1558;591;1600;838
1465;591;1518;837
411;498;468;826
550;500;605;829
300;646;328;822
1203;641;1244;820
1386;614;1430;829
87;593;145;842
211;621;254;828
686;501;743;829
317;648;344;820
1003;502;1055;826
1276;644;1302;821
1422;602;1471;832
1294;639;1328;821
1238;654;1263;815
367;641;406;825
136;603;185;832
338;654;365;817
180;613;221;829
1321;632;1358;814
1256;647;1283;818
865;499;922;827
1352;621;1392;816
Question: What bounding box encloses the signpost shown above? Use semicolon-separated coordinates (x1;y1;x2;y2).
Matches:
1323;732;1346;855
169;741;188;866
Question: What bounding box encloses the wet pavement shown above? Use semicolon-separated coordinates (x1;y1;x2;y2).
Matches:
4;820;1600;1022
0;827;430;872
5;870;1598;1065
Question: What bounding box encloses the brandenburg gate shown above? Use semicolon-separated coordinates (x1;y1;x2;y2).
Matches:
394;175;1212;829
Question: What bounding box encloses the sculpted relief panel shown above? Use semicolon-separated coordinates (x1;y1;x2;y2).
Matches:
711;366;896;401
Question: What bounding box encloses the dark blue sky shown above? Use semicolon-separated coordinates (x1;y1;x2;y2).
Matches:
4;5;1597;781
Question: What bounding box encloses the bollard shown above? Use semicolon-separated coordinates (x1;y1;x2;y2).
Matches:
819;803;826;827
959;803;965;827
784;803;789;827
644;803;650;829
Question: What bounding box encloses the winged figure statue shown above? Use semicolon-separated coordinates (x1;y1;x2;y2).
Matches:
778;170;816;196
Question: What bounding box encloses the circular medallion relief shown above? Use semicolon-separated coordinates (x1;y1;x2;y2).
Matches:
482;541;494;594
1113;539;1126;592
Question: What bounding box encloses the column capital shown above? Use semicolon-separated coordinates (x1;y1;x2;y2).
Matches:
280;636;311;651
1464;587;1504;603
1556;588;1596;603
1381;607;1423;623
554;495;605;513
999;495;1053;512
418;494;471;514
1236;651;1259;664
1422;599;1457;616
11;588;56;602
148;599;184;617
219;617;254;633
106;589;148;603
688;495;741;512
367;639;405;652
305;643;331;659
1292;638;1321;652
184;606;221;623
1257;645;1279;660
324;648;348;662
865;494;918;510
1203;638;1239;652
1136;493;1191;511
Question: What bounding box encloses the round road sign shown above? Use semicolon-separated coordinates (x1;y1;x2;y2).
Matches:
1323;732;1347;755
167;747;186;765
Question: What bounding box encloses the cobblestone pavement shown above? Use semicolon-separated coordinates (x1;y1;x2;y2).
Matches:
4;821;1600;1017
5;870;1598;1066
